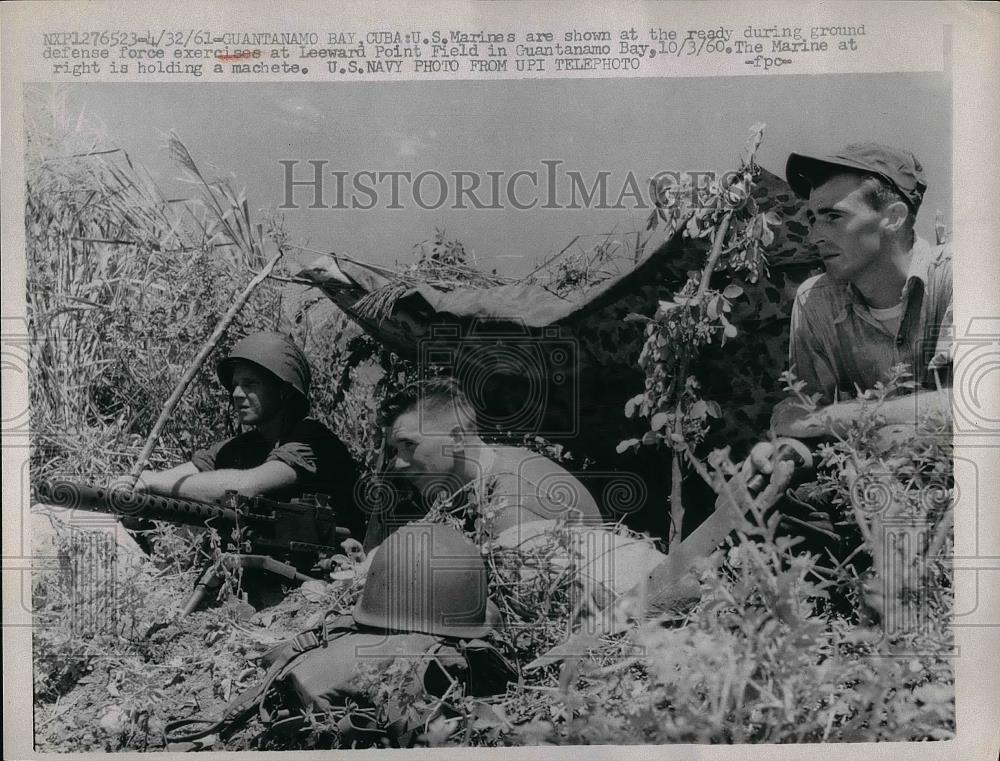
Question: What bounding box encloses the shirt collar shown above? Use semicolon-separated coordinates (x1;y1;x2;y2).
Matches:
834;236;933;323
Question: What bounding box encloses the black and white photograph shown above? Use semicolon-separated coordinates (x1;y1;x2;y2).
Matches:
2;2;998;758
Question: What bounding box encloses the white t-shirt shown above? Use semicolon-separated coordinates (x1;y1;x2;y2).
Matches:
869;301;905;336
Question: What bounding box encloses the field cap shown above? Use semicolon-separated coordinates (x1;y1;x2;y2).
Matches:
786;142;927;212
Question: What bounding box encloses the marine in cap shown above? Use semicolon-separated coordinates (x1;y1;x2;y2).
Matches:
743;142;952;481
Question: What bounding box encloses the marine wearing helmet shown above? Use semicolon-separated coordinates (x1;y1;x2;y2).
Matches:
129;331;364;538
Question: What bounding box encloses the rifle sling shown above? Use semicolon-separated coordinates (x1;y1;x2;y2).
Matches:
163;622;355;745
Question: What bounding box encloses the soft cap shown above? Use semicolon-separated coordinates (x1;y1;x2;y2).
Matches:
786;142;927;212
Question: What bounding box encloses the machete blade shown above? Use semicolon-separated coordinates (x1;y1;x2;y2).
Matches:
524;474;748;670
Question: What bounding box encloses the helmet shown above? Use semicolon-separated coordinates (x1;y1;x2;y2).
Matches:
353;523;499;638
217;332;311;401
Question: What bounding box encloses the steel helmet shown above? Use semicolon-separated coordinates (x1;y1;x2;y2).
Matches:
217;332;311;402
353;523;500;638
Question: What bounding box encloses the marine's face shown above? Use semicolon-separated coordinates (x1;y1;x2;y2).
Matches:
229;361;284;428
384;406;463;503
806;173;890;283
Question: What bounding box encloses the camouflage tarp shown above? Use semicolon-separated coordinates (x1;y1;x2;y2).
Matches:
302;169;820;536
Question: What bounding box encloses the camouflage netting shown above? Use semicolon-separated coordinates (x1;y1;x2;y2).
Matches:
301;169;821;537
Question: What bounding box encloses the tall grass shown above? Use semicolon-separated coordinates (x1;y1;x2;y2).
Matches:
25;87;285;481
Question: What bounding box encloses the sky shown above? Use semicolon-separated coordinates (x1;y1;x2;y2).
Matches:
55;72;951;277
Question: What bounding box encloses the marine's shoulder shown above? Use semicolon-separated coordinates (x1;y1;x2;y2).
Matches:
929;241;952;272
487;446;599;519
488;446;544;476
913;236;951;268
284;418;354;457
794;272;827;297
492;446;574;476
911;237;951;295
792;272;845;313
290;417;337;437
213;429;260;449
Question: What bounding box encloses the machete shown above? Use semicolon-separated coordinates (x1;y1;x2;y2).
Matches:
525;442;808;670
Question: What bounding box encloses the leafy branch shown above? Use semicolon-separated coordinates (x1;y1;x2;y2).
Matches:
619;123;781;548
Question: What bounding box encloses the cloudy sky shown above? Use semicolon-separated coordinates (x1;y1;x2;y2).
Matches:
56;72;950;277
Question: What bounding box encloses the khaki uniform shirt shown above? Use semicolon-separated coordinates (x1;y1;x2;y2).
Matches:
788;237;952;403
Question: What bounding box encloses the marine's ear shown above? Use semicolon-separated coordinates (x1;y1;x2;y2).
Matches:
882;199;910;236
449;423;467;454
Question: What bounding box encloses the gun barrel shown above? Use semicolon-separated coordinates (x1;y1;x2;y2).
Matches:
35;480;238;528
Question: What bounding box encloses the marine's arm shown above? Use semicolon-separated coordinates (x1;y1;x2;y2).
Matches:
133;462;199;494
742;294;836;481
771;387;951;440
137;460;299;502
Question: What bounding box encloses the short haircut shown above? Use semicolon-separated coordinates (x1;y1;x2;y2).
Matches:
813;170;916;244
856;173;913;213
378;377;478;429
858;173;916;244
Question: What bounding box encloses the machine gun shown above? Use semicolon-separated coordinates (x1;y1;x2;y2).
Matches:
36;479;352;616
